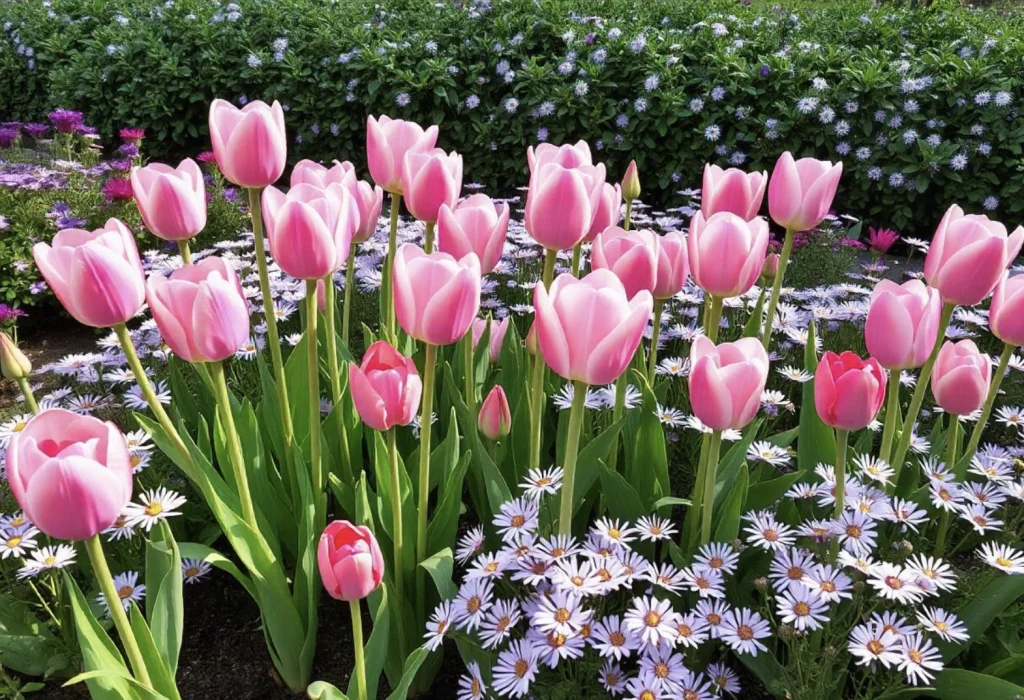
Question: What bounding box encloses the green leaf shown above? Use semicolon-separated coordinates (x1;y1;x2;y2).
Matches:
428;449;472;556
599;464;646;521
745;472;803;511
0;592;66;677
628;379;670;508
927;669;1024;699
944;574;1024;662
144;521;184;677
797;322;835;473
61;572;135;700
743;288;766;337
573;415;629;509
306;681;349;700
348;584;390;700
736;652;785;697
713;463;748;542
386;648;429;700
129;606;180;700
420;548;458;601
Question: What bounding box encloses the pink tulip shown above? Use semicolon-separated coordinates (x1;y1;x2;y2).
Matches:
767;152;843;232
991;273;1024;346
437;194;509;274
147;257;249;363
814;351;886;431
33;218;145;328
291;159;355;189
584;183;622;242
865;280;942;369
701;164;767;220
316;279;328;313
527;141;592;173
318;520;384;601
621;159;641;202
931;340;991;416
366;115;439;193
348;341;422;431
393;244;481;345
401;148;463;223
208;99;287;188
525;322;538;356
534;269;653;385
687;212;769;298
6;409;132;540
924;205;1024;306
688;337;769;431
130;159;206;241
471;317;509;363
349;179;384;244
478;385;511;440
262;183;357;279
651;231;689;299
524;162;605;250
759;253;780;285
590;226;659;300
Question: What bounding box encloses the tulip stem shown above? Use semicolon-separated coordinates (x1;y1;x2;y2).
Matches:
349;599;367;700
705;295;724;344
177;239;192;265
464;333;475;413
558;380;588;536
962;342;1014;475
624;200;633;231
828;429;849;562
698;430;723;546
934;415;959;556
760;227;795;349
208;361;259;532
416;343;438;618
890;302;955;483
323;278;353;485
386;429;405;605
647;299;665;384
570;243;582;277
84;535;152;689
424;221;435;254
16;377;39;414
528;249;559;471
342;248;356;348
607;374;627;474
305;280;323;505
246;187;296;475
878;370;902;467
384;192;401;343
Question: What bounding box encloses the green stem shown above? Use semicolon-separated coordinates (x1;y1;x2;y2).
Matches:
84;535;152;688
384;193;401;343
323;278;353;484
829;429;849;562
962;342;1014;472
349;599;367;700
208;361;259;531
878;370;902;466
890;302;955;482
647;299;665;384
416;343;438;617
464;332;475;414
705;295;724;343
624;200;633;231
934;415;959;555
27;580;60;629
342;248;356;348
699;430;723;545
424;220;435;254
558;380;588;536
387;429;405;603
305;280;323;500
570;243;582;277
760;227;795;348
528;249;559;471
177;239;193;265
607;373;627;474
16;377;38;414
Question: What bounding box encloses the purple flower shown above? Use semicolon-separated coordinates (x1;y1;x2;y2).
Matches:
48;109;84;133
119;127;146;142
0;215;8;230
75;124;98;136
585;32;596;44
0;304;27;325
760;64;770;77
22;123;48;138
109;158;133;172
222;187;239;203
0;121;22;131
55;216;88;229
117;142;140;158
29;282;48;295
0;128;18;148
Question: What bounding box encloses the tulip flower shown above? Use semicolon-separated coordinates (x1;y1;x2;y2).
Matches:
584;183;622;243
527;140;592;172
471;317;509;364
146;257;249;363
130;159;207;245
262;183;358;280
767;152;843;233
366;115;439;194
349;341;422;432
401;148;463;228
348;179;384;244
687;211;769;299
865;280;942;370
590;227;659;301
621;159;641;205
437;194;509;274
931;340;991;417
524;162;605;252
291;159;355;189
0;331;31;381
990;273;1024;347
758;253;780;286
924;205;1024;306
701;164;767;220
208;99;287;188
478;385;512;441
393;244;481;346
33;218;145;328
652;231;689;300
815;351;886;432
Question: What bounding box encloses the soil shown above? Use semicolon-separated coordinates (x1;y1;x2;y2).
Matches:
0;322;100;412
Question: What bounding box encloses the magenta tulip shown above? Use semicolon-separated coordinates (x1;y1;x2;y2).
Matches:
524;162;605;250
590;226;659;299
349;341;422;431
702;164;767;220
366;115;438;194
924;205;1024;306
318;520;384;601
471;317;509;364
208;99;287;188
688;337;769;431
262;183;357;279
527;140;592;173
584;182;623;242
291;159;355;189
33;218;145;328
990;273;1024;346
651;231;689;299
767;152;843;232
437;194;509;274
687;211;769;298
869;226;899;255
393;244;481;346
931;340;991;416
534;269;653;385
6;409;132;541
865;280;942;370
401;148;463;223
130;159;206;241
814;351;886;431
478;385;511;440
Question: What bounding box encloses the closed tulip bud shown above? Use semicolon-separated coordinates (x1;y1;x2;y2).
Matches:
768;152;843;232
472;317;509;364
864;280;941;369
33;218;146;328
437;194;510;274
534;269;653;385
146;257;250;363
652;231;689;299
584;183;622;242
208;99;287;188
366;115;439;194
348;341;422;431
931;340;991;416
0;332;31;380
290;159;355;189
814;351;886;431
990;273;1024;346
527;140;592;173
262;183;358;279
525;162;606;251
759;253;780;286
349;179;384;244
478;385;511;440
131;159;207;241
621;159;641;202
525;322;538;356
316;279;327;313
393;244;481;346
702;164;768;220
687;211;769;298
6;409;133;540
924;205;1024;306
318;520;384;601
590;226;659;299
401;148;463;224
688;336;770;431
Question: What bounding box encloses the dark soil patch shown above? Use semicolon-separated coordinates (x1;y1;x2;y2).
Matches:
0;321;100;412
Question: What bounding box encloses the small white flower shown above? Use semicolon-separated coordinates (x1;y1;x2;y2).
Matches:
124;488;186;532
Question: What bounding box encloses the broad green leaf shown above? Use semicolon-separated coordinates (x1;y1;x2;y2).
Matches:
745;472;803;512
797;322;835;473
306;681;349;699
927;669;1024;699
428;449;472;556
944;574;1024;662
145;521;183;676
420;549;458;601
599;464;646;521
713;463;748;542
573;415;629;508
0;592;66;676
386;648;429;700
129;606;180;700
62;572;136;700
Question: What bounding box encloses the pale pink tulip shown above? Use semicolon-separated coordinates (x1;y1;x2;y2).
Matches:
401;148;463;223
590;227;659;300
767;152;843;232
527;141;592;173
652;231;689;299
584;183;622;242
931;340;991;416
437;194;509;274
262;183;358;279
393;244;481;346
366;115;438;193
131;159;206;241
349;179;384;244
687;212;769;298
524;162;605;250
348;341;422;431
208;99;287;188
688;336;769;431
471;317;509;364
990;273;1024;346
291;159;355;189
864;280;941;370
702;164;767;220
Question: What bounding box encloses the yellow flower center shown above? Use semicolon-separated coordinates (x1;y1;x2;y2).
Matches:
909;649;923;664
118;585;134;599
867;640;885;655
821;581;836;593
640;692;656;700
6;536;21;548
514;659;529;678
996;557;1013;568
793;602;810;616
654;663;669;679
737;624;754;641
884;575;903;590
708;613;722;625
644;612;661;627
145;502;164;517
763;529;779;542
185;567;200;578
510;514;526;528
787;566;804;580
554;608;570;623
466;597;481;614
709;556;724;568
610;631;626;646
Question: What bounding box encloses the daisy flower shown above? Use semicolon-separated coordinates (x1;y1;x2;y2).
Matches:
905;555;957;592
747;441;791;466
646;562;687;593
706;662;741;694
479;599;521;649
978;542;1024;574
695;599;732;639
720;608;771;656
916;606;969;642
654;403;687;427
882;498;928;532
682;565;725;599
656;356;690;376
492;639;539;698
18;544;77;579
124;488;186;531
592;614;639;660
493;498;539;542
636;516;676;541
848;621;901;668
929;481;964;512
454;579;494;632
424;601;455;651
674;613;710;649
769;547;818;592
181;558;212;584
833;510;877;557
694;542;740;575
868;563;925;604
593;518;637;549
639;647;687;693
530;627;585;668
97;570;145;615
743;510;796;551
958;503;1003;534
777;365;813;382
838;550;879;576
802;564;852;603
624;596;679;649
853;454;894;484
455;526;486;563
531;588;590;636
776;585;830;631
0;526;38;559
458;662;486;700
897;632;943;685
519;467;564;499
599;662;627;697
625;672;667;700
550;557;606;595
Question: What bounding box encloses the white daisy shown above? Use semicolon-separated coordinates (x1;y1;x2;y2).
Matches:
493;498;539;542
848;621;901;668
720;608;771;656
181;558;212;584
776;584;830;631
519;467;564;499
978;542;1024;574
916;606;969;642
592;614;639;661
97;570;145;615
124;488;187;531
17;544;77;579
694;542;740;575
492;639;539;698
624;596;679;649
635;516;676;541
479;599;521;649
423;600;455;651
897;632;944;685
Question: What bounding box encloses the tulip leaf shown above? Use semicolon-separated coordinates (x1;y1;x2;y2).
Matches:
373;431;417;580
348;584;390;700
942;574;1024;662
927;669;1024;699
796;321;835;473
745;471;804;512
306;681;349;700
61;572;136;700
429;450;473;556
420;548;458;601
599;464;646;521
386;648;430;700
628;377;670;509
129;605;179;700
743;287;767;338
145;521;183;677
573;415;629;511
713;463;748;543
63;670;167;700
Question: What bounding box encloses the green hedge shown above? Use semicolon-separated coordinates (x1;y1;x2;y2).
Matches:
2;0;1024;234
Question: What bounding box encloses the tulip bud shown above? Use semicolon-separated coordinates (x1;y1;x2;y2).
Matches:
525;322;538;356
317;520;384;601
621;159;641;202
0;332;31;380
316;279;327;313
478;385;511;440
759;253;780;286
931;340;991;416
